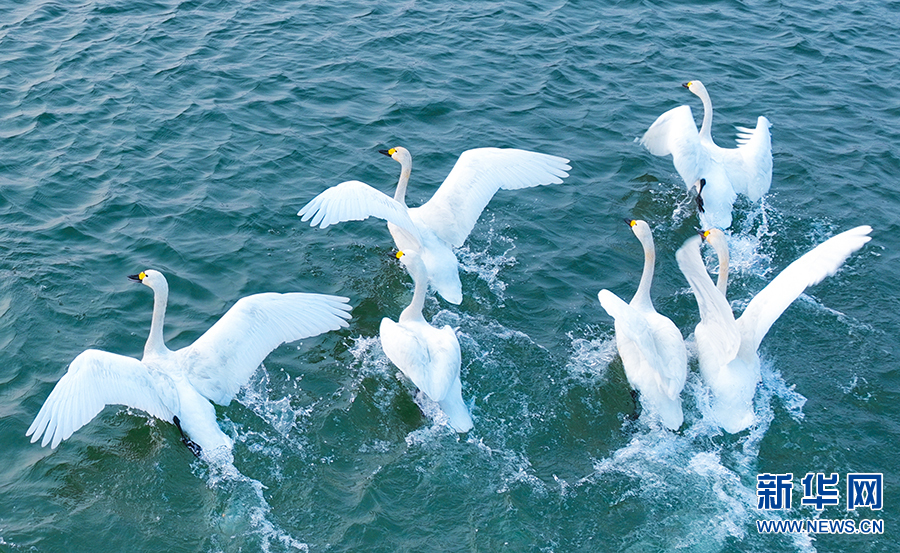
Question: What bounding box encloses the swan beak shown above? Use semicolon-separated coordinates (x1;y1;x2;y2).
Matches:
127;272;146;282
699;230;712;241
394;250;405;259
682;81;692;89
378;148;397;157
623;218;637;227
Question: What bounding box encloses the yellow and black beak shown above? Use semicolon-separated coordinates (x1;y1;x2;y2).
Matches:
378;148;397;157
127;272;146;282
682;81;692;89
623;218;637;227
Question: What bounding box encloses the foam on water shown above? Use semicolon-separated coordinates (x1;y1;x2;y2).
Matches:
456;218;517;302
193;448;309;553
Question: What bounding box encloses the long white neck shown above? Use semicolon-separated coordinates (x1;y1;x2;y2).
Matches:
399;261;427;323
696;86;714;142
631;231;656;310
712;238;729;296
393;158;412;204
144;281;170;358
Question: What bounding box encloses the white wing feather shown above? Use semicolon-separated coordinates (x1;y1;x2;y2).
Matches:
27;350;177;449
640;105;707;189
298;180;425;246
413;148;570;247
184;293;352;405
737;225;871;353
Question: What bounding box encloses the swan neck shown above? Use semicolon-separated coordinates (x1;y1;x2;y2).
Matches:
145;283;170;357
393;159;412;204
697;88;714;141
714;241;729;296
399;269;427;323
632;233;655;309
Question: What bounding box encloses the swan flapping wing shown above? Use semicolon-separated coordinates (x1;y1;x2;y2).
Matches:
413;148;570;248
737;225;872;353
27;350;177;449
640;105;707;189
184;293;352;405
726;116;773;201
379;319;460;403
676;235;741;360
298;180;425;246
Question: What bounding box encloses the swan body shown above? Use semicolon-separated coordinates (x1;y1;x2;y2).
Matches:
677;226;872;433
299;146;570;304
597;220;688;430
27;270;352;455
640;80;772;230
379;250;473;432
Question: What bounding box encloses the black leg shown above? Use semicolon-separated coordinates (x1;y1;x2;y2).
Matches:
173;416;202;457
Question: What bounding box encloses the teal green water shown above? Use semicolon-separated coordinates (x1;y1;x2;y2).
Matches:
1;1;898;551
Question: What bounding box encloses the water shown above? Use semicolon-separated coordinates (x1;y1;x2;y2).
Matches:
1;0;897;551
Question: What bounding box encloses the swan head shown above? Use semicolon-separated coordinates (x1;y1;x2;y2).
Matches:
128;269;169;295
701;228;729;265
682;80;707;97
626;219;652;241
394;250;427;280
379;146;412;168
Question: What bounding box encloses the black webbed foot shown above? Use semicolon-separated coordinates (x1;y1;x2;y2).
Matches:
173;416;203;458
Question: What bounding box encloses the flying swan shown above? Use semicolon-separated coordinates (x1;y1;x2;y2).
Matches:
597;220;688;430
27;270;352;456
676;226;872;433
640;80;772;230
298;146;570;304
380;250;473;432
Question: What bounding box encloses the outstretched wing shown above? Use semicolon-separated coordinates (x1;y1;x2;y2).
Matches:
737;225;871;353
640;105;707;189
727;116;773;201
412;148;570;247
676;235;740;362
184;293;352;405
27;350;176;449
298;180;424;246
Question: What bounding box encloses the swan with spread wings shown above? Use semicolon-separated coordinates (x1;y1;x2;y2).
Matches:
298;146;570;304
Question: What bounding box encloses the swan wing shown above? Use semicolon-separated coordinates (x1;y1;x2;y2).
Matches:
184;293;352;405
598;290;686;399
676;236;740;360
737;225;872;353
298;180;424;246
380;319;459;401
412;148;570;247
598;290;666;370
727;116;773;201
27;350;176;449
640;105;707;188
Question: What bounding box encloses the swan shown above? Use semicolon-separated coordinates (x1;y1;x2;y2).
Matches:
676;226;872;433
298;146;570;304
27;270;352;456
380;250;473;432
597;219;688;430
640;80;772;230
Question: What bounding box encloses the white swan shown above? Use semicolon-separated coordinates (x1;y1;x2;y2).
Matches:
298;146;570;304
640;80;772;230
27;270;352;455
676;226;872;433
380;250;473;432
597;220;688;430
